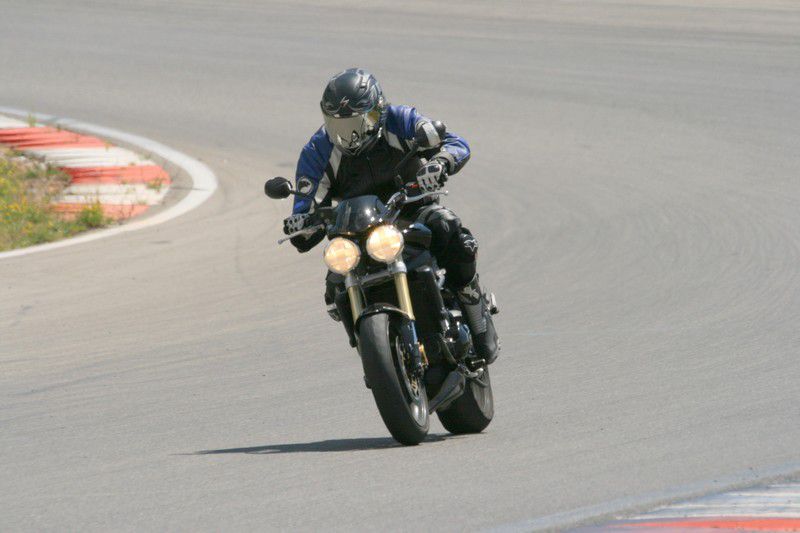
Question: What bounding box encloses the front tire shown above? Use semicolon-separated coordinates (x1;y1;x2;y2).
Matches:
438;366;494;434
359;313;429;445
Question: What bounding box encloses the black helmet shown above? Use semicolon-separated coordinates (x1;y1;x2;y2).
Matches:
320;68;386;156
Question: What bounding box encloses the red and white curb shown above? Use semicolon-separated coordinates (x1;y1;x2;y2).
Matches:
576;482;800;532
0;107;217;260
0;114;170;220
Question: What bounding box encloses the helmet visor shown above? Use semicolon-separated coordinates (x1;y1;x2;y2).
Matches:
324;108;381;154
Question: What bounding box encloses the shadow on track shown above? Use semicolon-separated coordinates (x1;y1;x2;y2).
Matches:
191;434;456;455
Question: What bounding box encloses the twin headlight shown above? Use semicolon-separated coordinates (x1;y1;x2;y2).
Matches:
323;225;404;274
366;225;404;263
323;237;361;274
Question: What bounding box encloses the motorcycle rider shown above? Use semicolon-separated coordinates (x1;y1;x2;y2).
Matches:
283;68;498;363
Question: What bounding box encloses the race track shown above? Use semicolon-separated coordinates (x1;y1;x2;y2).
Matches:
1;1;799;530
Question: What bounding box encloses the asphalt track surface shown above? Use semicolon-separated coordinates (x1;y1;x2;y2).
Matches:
1;1;799;530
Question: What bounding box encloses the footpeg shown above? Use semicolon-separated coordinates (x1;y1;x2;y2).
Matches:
487;292;499;315
465;357;486;372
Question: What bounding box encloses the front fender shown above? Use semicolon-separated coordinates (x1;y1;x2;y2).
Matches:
354;303;410;333
355;304;423;378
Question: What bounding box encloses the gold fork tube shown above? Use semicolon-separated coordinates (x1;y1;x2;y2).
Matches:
393;272;415;320
347;285;363;320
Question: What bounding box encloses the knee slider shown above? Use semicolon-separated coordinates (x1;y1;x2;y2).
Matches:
454;228;478;262
441;228;478;289
428;214;459;257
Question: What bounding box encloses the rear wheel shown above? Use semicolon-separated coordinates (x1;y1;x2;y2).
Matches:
359;313;429;445
438;366;493;434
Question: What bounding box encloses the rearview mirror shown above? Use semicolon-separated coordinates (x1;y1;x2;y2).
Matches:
414;120;447;149
265;177;292;199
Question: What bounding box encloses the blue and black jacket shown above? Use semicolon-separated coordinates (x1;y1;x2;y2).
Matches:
292;105;470;216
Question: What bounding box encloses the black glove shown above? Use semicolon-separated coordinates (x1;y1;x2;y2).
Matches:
415;158;449;192
290;231;325;253
283;213;312;235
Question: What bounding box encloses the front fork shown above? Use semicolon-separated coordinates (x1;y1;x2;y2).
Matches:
346;263;427;376
392;270;415;320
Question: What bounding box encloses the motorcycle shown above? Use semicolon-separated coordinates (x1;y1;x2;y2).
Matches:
264;125;497;445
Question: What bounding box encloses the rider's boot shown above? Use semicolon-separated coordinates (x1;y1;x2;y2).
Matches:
456;274;499;364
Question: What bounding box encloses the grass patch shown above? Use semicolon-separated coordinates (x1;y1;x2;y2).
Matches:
145;177;165;192
0;152;111;251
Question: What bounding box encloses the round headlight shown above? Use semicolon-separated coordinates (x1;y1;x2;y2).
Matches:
324;237;361;274
366;225;404;263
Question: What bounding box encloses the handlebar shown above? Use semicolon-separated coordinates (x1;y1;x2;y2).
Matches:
385;187;448;215
277;189;447;245
278;223;325;244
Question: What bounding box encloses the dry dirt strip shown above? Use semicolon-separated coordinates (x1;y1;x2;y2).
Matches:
0;114;169;220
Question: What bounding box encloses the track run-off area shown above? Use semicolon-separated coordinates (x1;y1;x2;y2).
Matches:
1;1;799;530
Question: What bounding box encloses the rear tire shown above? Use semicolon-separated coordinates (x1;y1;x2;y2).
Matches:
359;313;429;445
438;367;493;434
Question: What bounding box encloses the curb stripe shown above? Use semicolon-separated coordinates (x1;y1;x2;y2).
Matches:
0;126;106;148
58;185;167;205
0;116;28;129
63;165;170;185
627;482;800;521
624;517;800;530
24;146;156;167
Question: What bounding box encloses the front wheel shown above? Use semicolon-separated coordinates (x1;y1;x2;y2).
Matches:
438;367;494;434
359;313;429;445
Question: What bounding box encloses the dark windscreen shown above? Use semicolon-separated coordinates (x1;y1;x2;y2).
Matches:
328;196;386;236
